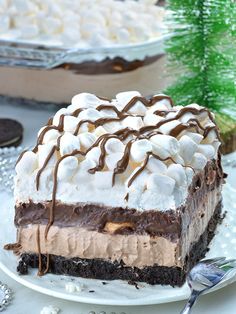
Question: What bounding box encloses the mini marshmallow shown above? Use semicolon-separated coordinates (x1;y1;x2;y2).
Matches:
38;126;46;137
122;116;144;130
94;171;113;189
167;164;186;186
191;152;208;170
41;17;61;34
114;27;130;43
86;147;101;164
13;0;35;14
60;132;80;156
61;27;81;45
99;108;117;118
146;102;168;114
187;104;202;110
202;129;217;144
180;112;195;124
15;151;38;175
212;140;221;153
53;108;68;126
159;120;180;134
179;135;198;164
115;91;141;110
146;156;167;174
172;154;185;166
130;139;152;162
38;143;57;168
152;94;172;109
81;22;108;40
166;111;177;119
197;144;215;159
143;113;163;126
185;167;194;184
93;126;107;137
132;23;151;42
127;101;147;116
89;32;111;47
105;152;123;170
105;138;124;154
57;156;78;181
146;173;175;195
184;132;203;144
78;132;96;149
63;116;80;133
42;129;60;144
150;134;179;157
198;110;210;123
78;158;96;172
82;11;106;27
70;93;103;111
79;108;102;121
103;121;123;133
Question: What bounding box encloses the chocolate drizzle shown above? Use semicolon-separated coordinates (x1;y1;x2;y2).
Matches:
127;153;178;187
45;150;86;240
36;146;57;190
36;225;43;276
4;242;22;254
15;94;221;276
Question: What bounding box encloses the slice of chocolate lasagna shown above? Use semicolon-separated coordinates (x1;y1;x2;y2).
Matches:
12;91;224;286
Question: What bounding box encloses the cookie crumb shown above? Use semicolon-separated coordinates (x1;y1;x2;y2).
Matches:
65;282;83;293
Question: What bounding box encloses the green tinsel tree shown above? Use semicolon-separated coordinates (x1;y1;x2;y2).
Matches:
165;0;236;119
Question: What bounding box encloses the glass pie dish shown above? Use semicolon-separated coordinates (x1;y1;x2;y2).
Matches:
0;35;172;105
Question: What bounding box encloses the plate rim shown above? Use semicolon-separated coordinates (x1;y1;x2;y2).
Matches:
0;258;236;306
0;259;190;306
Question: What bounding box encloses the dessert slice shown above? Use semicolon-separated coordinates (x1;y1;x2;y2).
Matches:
11;91;224;286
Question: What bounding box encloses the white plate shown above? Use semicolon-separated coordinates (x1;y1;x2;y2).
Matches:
0;159;236;306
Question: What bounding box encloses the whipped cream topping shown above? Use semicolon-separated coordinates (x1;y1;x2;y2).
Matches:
15;91;221;211
1;0;168;48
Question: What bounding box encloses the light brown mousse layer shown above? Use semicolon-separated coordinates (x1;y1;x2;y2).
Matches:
0;56;170;103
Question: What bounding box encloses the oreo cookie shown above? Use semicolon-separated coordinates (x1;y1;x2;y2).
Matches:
0;119;23;148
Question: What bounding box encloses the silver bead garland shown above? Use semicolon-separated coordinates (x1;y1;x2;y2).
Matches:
0;281;13;312
0;146;26;193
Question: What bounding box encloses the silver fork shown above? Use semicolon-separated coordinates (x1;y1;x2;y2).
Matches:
180;257;236;314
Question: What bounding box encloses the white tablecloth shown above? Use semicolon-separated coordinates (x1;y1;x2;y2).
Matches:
0;99;236;314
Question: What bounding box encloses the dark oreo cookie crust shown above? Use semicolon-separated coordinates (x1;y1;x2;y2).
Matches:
0;119;23;148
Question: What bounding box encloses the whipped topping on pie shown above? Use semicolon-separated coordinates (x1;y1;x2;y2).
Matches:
0;0;167;47
15;91;221;211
